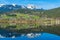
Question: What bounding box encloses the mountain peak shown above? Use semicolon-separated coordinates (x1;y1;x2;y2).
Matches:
0;4;5;7
12;4;16;7
27;4;36;9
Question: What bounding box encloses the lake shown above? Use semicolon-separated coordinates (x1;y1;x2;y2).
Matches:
0;29;60;40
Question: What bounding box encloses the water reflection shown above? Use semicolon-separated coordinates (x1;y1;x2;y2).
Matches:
0;29;42;38
0;29;60;40
0;29;21;37
26;33;41;38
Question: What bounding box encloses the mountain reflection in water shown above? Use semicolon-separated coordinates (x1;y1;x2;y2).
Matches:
0;29;60;40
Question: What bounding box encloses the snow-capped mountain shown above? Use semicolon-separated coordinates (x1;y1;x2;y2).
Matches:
27;4;36;9
0;4;22;13
0;4;4;7
0;4;36;13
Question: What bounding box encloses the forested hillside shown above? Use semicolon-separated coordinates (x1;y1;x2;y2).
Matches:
8;7;60;18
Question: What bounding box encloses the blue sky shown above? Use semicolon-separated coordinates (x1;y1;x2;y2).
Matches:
0;0;60;9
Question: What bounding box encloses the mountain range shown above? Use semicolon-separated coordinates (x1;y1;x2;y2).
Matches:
0;4;37;13
0;4;60;18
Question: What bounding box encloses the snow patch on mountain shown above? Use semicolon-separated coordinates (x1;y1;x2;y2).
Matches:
27;4;36;9
0;4;5;7
12;4;16;7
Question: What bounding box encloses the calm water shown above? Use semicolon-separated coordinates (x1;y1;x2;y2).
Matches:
0;29;60;40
